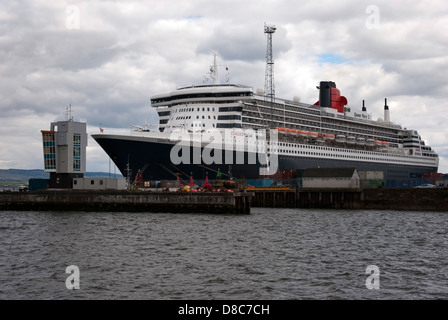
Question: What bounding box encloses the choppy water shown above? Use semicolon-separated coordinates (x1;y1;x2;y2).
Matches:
0;208;447;300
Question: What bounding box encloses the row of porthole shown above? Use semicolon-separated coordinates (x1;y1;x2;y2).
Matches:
274;150;434;165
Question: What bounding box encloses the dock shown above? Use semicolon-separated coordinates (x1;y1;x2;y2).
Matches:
0;190;254;214
1;188;447;213
251;189;362;209
250;188;448;211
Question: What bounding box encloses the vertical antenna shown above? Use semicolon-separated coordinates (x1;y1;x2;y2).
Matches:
65;102;73;121
264;23;276;126
210;53;220;85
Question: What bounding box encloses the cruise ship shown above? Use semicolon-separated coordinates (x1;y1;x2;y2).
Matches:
92;56;439;183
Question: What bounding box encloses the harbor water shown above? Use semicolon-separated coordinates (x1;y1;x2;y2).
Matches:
0;208;447;300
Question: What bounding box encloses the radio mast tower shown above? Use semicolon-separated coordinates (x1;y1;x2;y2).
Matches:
264;23;276;106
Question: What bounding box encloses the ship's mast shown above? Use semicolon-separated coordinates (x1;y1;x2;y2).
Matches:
210;53;220;85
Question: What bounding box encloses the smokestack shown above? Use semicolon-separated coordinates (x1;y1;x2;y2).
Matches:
384;98;390;122
362;100;366;112
318;81;335;108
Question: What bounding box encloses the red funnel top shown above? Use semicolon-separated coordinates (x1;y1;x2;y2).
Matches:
188;176;195;186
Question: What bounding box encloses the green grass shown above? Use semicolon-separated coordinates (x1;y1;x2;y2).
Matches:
0;181;28;186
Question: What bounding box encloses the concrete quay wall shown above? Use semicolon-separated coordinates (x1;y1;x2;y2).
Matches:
251;188;448;211
2;189;446;213
251;189;362;209
0;191;254;214
361;188;448;211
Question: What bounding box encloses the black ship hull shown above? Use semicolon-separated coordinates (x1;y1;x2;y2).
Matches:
92;134;437;183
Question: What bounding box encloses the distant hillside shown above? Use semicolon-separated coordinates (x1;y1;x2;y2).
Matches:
0;169;122;184
0;169;49;182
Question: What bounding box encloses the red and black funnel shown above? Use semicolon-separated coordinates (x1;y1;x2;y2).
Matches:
317;81;347;113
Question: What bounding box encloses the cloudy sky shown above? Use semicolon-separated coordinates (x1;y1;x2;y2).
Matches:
1;0;447;173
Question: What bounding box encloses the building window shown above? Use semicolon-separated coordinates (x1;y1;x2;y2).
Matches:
73;133;81;145
217;115;242;120
73;146;81;157
216;123;243;128
73;159;81;172
41;131;56;171
73;133;81;172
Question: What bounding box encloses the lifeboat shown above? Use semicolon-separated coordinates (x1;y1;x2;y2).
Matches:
286;128;296;135
296;130;308;137
323;133;335;140
276;127;287;133
374;140;382;145
307;131;319;137
335;135;346;142
380;141;389;146
346;136;356;144
356;137;366;145
366;139;375;146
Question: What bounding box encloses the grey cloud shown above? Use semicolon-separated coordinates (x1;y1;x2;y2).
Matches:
0;30;121;73
196;23;292;62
